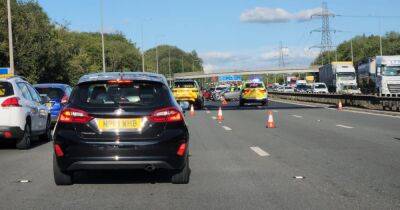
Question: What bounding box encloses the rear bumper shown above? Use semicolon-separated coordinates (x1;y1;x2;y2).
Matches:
241;98;268;103
65;158;184;171
54;129;189;171
0;126;24;139
175;97;196;102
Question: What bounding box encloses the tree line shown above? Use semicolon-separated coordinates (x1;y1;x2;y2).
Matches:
0;0;203;85
312;32;400;66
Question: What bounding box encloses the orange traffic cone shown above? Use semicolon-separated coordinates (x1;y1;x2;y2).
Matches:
217;107;224;122
190;104;195;116
221;97;228;106
338;100;343;111
266;111;276;128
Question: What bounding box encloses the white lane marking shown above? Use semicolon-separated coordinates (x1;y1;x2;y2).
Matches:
222;126;232;131
270;99;320;108
336;124;354;129
291;115;303;118
271;98;400;119
272;110;278;113
211;116;217;120
250;146;270;157
327;107;400;119
206;110;211;114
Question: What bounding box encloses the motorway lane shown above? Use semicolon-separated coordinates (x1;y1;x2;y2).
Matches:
0;100;398;209
206;100;400;209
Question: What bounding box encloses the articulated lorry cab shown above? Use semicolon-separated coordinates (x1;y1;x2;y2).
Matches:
357;56;400;95
319;61;357;93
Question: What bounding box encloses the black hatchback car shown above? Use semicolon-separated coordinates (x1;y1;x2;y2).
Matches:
53;72;190;185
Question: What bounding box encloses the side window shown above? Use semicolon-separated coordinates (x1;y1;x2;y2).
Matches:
17;83;33;101
66;87;72;96
27;84;42;103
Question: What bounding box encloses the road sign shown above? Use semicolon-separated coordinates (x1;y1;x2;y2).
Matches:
218;75;242;82
0;67;12;79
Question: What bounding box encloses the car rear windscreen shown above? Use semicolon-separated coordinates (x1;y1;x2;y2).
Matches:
72;81;170;108
35;87;65;100
174;81;195;88
245;83;264;88
0;82;14;97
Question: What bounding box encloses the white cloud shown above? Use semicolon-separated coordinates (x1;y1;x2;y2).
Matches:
295;8;323;21
240;7;292;23
240;7;322;24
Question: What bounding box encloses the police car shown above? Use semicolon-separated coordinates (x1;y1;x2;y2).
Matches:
239;80;268;106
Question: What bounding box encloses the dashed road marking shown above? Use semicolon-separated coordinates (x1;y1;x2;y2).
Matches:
272;110;278;113
291;115;303;118
211;116;217;120
336;124;354;129
250;146;270;157
222;126;232;131
206;110;211;114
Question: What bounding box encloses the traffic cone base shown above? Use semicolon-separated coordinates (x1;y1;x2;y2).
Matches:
266;111;276;128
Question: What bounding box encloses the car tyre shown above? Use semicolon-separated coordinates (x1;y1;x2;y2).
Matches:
53;155;73;185
171;157;190;184
16;123;31;150
40;118;51;142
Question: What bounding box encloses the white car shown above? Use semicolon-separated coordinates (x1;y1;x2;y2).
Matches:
0;76;51;149
312;83;329;94
283;86;295;93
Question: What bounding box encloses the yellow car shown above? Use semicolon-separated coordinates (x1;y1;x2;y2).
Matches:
239;80;268;106
172;79;204;109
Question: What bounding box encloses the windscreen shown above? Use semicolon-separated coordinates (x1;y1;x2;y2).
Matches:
72;81;170;108
174;81;195;88
383;66;400;76
337;72;356;80
0;82;14;97
296;85;307;89
35;87;64;100
245;83;264;88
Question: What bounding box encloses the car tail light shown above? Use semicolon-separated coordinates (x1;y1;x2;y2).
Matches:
54;144;64;157
1;97;21;107
243;89;251;94
149;107;183;123
108;80;132;85
3;131;12;138
177;143;187;156
59;108;93;124
61;95;69;104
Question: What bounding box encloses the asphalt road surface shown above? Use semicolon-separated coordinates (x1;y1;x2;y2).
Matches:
0;100;399;209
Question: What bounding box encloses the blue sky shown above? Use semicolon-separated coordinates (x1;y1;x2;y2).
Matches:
38;0;400;72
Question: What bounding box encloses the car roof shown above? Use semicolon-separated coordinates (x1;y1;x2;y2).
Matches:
33;83;70;89
0;76;28;82
77;72;168;85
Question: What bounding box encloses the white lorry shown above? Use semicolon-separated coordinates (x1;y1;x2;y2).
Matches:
319;61;358;93
357;56;400;95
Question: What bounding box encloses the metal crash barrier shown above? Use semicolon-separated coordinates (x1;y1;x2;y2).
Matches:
269;92;400;112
